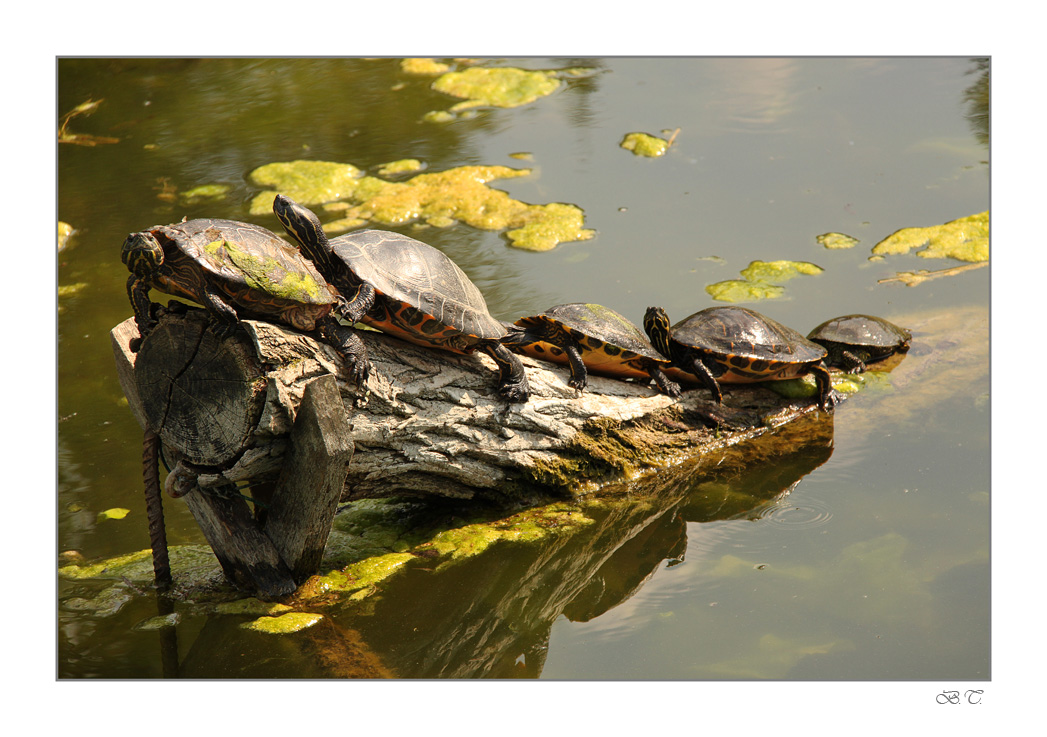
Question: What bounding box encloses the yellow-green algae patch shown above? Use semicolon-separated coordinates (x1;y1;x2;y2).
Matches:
299;499;597;600
59;545;220;584
249;160;363;210
432;67;561;111
741;260;823;282
241;612;324;634
249;159;594;252
376;159;423;177
707;260;823;303
706;280;785;302
400;58;450;75
817;232;859;250
417;503;593;571
58;221;75;251
180;183;230;204
871;211;988;263
97;507;130;521
620;132;669;158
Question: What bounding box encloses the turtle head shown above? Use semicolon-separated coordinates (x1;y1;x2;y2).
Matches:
121;231;165;279
273;194;334;272
643;306;673;358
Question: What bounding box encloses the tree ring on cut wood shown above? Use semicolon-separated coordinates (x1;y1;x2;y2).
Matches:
134;310;268;466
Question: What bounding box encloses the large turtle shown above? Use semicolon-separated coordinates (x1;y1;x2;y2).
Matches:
121;217;367;380
502;302;681;396
644;305;834;411
807;314;911;373
272;194;529;403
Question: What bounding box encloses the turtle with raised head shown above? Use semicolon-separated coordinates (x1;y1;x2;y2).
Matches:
273;194;529;402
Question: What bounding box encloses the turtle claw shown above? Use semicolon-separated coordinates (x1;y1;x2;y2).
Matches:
499;383;530;403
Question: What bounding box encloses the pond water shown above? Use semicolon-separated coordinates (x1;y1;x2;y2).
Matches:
57;58;989;681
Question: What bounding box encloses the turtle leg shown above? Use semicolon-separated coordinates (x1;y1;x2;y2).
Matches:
562;343;589;391
199;283;240;340
481;341;530;403
127;275;158;338
686;357;724;404
840;350;867;374
810;363;836;412
338;280;377;324
647;363;682;398
319;317;370;385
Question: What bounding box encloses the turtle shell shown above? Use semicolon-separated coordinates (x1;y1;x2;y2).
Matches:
327;229;505;352
512;303;667;379
671;305;826;382
135;218;338;332
807;314;911;370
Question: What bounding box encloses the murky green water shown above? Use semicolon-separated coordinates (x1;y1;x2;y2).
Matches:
57;57;989;679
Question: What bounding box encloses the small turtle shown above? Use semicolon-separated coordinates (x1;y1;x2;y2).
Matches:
273;194;529;402
502;303;681;396
121;217;367;379
807;314;912;373
644;305;834;411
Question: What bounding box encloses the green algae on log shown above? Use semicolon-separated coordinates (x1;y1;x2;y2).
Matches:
248;158;594;252
706;259;824;302
871;211;988;263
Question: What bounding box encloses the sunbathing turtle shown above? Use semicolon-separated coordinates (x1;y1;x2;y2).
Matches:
502;302;681;396
273;194;529;402
121;217;367;380
644;305;834;411
807;314;912;373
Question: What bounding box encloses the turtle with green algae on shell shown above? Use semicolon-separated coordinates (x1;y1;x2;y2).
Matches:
272;194;530;403
807;314;912;373
502;303;682;396
121;218;368;382
644;305;835;411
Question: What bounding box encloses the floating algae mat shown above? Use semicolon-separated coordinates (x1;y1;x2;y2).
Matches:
249;159;595;252
620;132;670;157
816;232;860;250
417;63;595;121
706;259;824;302
871;211;988;263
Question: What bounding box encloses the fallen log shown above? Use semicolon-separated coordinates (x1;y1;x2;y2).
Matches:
111;305;833;596
112;306;830;504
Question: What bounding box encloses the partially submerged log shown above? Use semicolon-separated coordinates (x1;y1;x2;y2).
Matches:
112;306;831;505
111;306;833;596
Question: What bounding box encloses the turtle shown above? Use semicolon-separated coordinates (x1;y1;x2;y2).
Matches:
807;314;912;373
121;217;368;380
272;194;529;403
501;302;681;396
643;305;834;411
